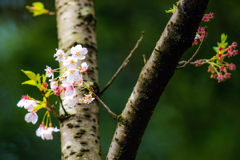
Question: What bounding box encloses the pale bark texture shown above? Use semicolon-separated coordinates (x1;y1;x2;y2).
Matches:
55;0;101;159
107;0;210;159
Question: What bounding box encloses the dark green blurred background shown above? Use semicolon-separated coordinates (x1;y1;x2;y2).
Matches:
1;0;240;159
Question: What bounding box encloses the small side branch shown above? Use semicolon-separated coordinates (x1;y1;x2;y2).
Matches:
177;27;207;70
47;11;55;15
143;54;147;64
92;92;117;119
99;32;144;95
45;105;63;121
58;96;68;115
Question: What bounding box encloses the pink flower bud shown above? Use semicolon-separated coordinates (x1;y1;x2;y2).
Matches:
208;66;215;73
211;73;217;79
224;72;231;79
207;13;214;19
218;46;224;51
217;73;225;83
22;95;29;100
217;52;223;58
192;40;198;46
202;16;210;22
227;63;236;70
232;50;238;55
220;66;227;72
225;52;233;57
42;82;48;88
232;42;237;48
198;27;205;33
225;46;233;52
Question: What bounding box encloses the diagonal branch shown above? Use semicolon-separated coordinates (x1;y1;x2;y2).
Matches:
99;32;144;95
107;0;210;159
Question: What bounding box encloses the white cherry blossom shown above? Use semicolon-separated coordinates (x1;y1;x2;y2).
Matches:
43;127;60;140
45;66;54;79
71;44;88;60
24;100;37;112
63;95;76;108
17;95;29;108
50;80;58;90
84;93;95;104
36;124;45;139
36;125;60;140
63;57;78;69
62;80;76;97
65;68;81;83
25;111;38;124
76;74;84;86
79;62;88;73
54;49;65;62
79;93;95;104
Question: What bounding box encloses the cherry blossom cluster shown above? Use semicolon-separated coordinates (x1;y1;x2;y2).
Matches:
194;34;237;83
202;13;214;22
192;13;214;46
17;44;95;140
17;95;59;140
49;44;95;107
17;95;38;124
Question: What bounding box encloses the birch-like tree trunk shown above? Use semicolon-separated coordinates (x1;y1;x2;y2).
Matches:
55;0;101;159
55;0;210;159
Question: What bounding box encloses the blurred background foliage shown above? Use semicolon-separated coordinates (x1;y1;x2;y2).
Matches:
0;0;240;159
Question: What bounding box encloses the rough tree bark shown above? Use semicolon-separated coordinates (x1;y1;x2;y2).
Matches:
55;0;101;159
55;0;210;159
107;0;210;159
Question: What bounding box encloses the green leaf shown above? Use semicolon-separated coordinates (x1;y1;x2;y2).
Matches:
165;2;178;13
36;73;43;89
32;2;44;10
21;69;37;81
34;104;45;110
22;80;37;86
26;2;47;16
213;46;219;53
42;74;47;83
221;33;228;43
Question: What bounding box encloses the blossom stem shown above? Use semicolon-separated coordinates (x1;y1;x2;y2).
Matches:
48;112;52;124
46;112;49;127
42;111;48;124
85;72;90;87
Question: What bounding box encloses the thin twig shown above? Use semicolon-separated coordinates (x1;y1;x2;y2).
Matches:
92;92;117;119
45;105;63;121
178;60;209;65
47;10;55;15
143;54;147;64
99;32;145;95
58;96;68;115
177;27;207;70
